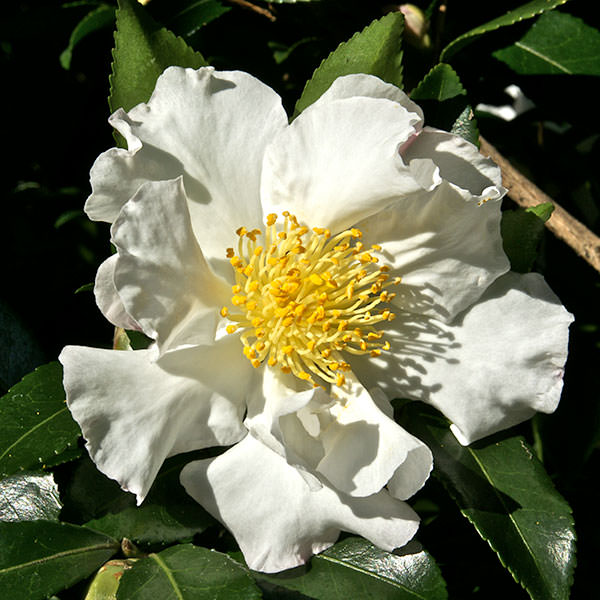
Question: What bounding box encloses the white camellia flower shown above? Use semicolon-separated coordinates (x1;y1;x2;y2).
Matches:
59;67;572;573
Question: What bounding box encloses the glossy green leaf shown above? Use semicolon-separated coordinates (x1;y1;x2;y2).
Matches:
401;403;576;600
257;537;447;600
502;202;554;272
109;0;206;115
494;11;600;76
410;63;478;146
0;472;62;522
116;545;262;599
0;521;119;600
440;0;570;61
294;12;404;116
0;362;80;477
84;454;215;546
60;4;116;70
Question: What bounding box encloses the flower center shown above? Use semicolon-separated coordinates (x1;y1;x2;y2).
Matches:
221;212;399;386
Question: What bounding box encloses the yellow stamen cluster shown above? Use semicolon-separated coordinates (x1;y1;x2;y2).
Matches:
222;212;399;386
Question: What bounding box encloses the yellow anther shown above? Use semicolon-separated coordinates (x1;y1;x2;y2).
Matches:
309;273;323;286
371;244;382;251
221;212;398;384
382;341;391;350
370;349;382;357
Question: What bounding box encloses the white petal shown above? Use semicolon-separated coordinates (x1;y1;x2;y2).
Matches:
59;342;251;503
357;180;509;321
261;96;423;233
93;254;140;331
402;127;503;194
314;74;424;124
350;272;573;445
87;67;288;270
180;434;420;573
111;177;230;355
316;378;432;498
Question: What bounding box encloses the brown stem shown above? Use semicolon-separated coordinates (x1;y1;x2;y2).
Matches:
225;0;276;21
479;136;600;275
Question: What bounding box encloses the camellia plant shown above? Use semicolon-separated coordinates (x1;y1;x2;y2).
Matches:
2;0;600;598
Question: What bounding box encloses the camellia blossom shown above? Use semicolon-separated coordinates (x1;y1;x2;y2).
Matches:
59;66;572;573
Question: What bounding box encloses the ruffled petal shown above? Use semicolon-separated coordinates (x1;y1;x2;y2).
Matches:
349;272;573;445
357;179;509;321
261;95;423;234
402;127;502;194
93;254;140;331
313;73;424;124
86;67;288;271
59;341;251;503
180;434;420;573
111;177;230;355
316;377;432;499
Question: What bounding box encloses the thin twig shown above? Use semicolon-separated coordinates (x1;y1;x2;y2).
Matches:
480;136;600;274
226;0;276;22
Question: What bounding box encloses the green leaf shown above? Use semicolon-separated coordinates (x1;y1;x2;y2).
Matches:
0;521;119;600
168;0;231;39
257;537;447;600
501;202;554;273
294;12;404;116
116;545;262;599
85;560;137;600
109;0;207;115
410;63;465;102
401;403;576;600
410;63;478;146
440;0;570;61
60;4;116;70
0;472;62;522
84;454;215;546
0;362;80;477
494;11;600;76
450;104;478;146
